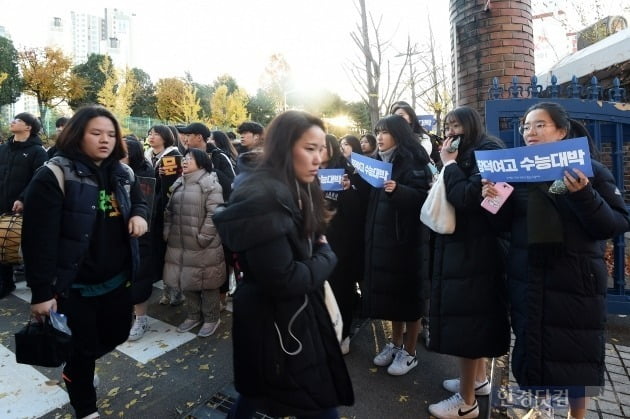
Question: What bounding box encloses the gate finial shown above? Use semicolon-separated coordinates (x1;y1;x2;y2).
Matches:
566;75;583;99
488;77;504;99
528;75;543;98
586;76;602;100
608;77;626;102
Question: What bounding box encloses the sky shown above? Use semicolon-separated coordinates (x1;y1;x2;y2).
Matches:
0;0;450;102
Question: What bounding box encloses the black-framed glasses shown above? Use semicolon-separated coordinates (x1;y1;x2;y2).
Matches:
518;122;553;136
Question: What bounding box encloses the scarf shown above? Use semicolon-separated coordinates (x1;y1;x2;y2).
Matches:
527;182;564;267
377;145;397;163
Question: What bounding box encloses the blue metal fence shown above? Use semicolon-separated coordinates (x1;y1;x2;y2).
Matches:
485;74;630;314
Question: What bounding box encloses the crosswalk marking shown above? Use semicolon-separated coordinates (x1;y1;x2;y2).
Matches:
117;316;197;364
11;282;197;365
0;344;69;418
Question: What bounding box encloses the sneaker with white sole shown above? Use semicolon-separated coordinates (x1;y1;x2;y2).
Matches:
176;318;200;333
128;316;149;341
428;393;479;419
442;377;491;396
387;348;418;376
373;342;401;367
197;319;221;337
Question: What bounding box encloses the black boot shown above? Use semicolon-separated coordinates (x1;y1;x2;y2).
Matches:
0;280;15;299
0;264;15;299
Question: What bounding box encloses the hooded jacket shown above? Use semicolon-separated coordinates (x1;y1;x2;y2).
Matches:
213;170;354;416
0;134;47;212
163;169;225;291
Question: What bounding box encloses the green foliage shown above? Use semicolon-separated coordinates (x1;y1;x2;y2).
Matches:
69;54;113;109
130;68;157;118
246;89;277;125
0;36;21;107
210;85;249;129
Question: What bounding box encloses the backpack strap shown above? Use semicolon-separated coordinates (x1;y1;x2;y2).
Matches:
44;161;65;195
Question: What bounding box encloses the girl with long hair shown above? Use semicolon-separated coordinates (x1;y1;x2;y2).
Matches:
214;110;354;418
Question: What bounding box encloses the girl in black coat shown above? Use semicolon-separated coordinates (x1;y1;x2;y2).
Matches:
428;107;510;419
483;102;630;419
214;111;354;418
144;125;183;307
321;134;369;354
363;115;433;376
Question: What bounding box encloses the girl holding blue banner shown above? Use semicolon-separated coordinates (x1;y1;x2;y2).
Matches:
363;114;433;376
427;106;510;419
482;102;630;419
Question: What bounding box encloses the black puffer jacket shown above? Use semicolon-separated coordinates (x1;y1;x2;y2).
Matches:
502;161;630;393
0;135;47;212
213;171;354;417
363;150;432;321
429;137;511;359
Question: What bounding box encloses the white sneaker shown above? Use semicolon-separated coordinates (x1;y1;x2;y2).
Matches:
442;377;491;396
373;342;401;367
197;319;221;337
387;348;418;376
428;393;479;419
128;316;149;341
340;336;350;355
177;318;201;333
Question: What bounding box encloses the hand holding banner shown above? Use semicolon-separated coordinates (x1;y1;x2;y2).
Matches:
318;169;345;191
474;137;593;182
350;152;392;188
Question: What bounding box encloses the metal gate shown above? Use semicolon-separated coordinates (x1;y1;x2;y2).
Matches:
485;75;630;314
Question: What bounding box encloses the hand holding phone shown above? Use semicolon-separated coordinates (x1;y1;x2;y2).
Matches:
445;136;461;153
481;182;513;214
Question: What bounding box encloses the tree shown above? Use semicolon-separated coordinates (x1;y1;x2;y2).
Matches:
347;0;411;129
130;68;157;118
19;47;84;122
410;19;452;135
209;85;249;129
246;89;276;125
155;77;187;122
259;53;292;112
175;83;202;123
97;61;138;123
69;54;113;109
211;74;239;95
0;36;22;107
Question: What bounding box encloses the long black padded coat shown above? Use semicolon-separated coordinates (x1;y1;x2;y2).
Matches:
501;161;630;394
213;171;354;417
362;149;432;321
428;137;511;359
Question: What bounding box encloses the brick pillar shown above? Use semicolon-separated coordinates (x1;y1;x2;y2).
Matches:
449;0;535;117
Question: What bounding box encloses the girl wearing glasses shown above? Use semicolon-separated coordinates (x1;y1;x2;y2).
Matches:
483;102;630;419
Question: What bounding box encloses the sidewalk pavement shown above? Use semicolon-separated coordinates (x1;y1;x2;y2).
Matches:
492;314;630;419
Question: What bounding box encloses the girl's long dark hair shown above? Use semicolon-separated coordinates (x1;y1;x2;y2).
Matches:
261;110;331;237
374;115;430;165
444;106;503;158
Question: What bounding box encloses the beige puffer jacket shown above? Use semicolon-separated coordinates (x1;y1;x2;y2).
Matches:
163;169;225;291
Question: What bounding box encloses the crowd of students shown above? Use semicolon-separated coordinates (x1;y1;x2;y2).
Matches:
0;99;627;419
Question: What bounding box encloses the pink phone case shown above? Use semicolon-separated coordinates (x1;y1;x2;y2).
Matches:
481;182;514;214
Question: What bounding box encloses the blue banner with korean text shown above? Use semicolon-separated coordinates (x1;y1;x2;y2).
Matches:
350;152;392;188
318;169;345;191
474;137;593;182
